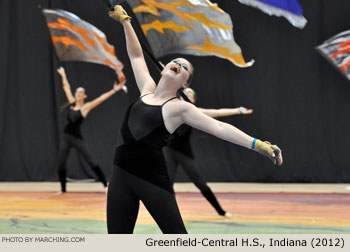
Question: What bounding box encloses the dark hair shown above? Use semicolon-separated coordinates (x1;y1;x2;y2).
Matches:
176;88;193;104
75;86;86;93
60;102;75;111
187;64;194;85
60;87;86;111
176;63;195;104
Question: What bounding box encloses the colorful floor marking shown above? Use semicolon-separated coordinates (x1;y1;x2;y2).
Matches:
0;192;349;234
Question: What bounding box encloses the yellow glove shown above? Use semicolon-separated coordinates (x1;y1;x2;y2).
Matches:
252;139;282;165
109;5;131;23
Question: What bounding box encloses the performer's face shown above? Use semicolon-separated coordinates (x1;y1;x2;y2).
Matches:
163;58;193;87
75;87;87;101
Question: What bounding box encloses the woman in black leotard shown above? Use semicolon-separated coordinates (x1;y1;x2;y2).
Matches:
56;66;124;193
107;5;283;234
165;88;253;218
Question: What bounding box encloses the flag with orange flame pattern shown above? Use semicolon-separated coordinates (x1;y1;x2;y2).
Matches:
316;30;350;82
43;9;125;84
127;0;254;67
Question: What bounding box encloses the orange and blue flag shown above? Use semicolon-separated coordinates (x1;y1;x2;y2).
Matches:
43;9;125;84
316;30;350;81
127;0;254;67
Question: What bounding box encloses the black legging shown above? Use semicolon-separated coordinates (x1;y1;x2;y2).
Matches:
164;147;226;216
107;167;187;234
57;133;107;192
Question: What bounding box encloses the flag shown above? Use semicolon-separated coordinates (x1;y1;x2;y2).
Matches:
238;0;307;29
316;30;350;81
43;9;125;84
126;0;254;67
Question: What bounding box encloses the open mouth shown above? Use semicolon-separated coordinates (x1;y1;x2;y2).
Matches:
170;66;179;74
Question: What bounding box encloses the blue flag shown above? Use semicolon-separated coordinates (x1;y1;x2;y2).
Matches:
238;0;307;29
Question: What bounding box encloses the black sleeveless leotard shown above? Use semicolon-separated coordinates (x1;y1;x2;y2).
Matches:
107;94;187;234
113;96;175;193
63;109;84;139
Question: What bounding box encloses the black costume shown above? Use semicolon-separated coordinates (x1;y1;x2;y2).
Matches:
107;94;187;234
57;109;107;192
164;124;227;216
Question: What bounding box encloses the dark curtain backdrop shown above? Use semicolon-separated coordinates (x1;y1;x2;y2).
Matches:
0;0;350;183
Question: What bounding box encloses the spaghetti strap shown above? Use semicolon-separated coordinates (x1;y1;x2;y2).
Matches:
139;93;153;99
161;97;177;107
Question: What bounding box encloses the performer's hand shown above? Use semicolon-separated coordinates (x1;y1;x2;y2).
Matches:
109;5;131;23
274;149;283;166
269;143;283;166
253;140;283;166
57;67;66;77
238;107;253;115
113;81;124;93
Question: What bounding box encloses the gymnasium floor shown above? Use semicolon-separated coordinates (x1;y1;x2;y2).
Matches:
0;182;349;234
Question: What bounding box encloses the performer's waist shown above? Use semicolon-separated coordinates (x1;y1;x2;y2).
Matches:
113;144;173;193
63;126;83;139
114;144;164;166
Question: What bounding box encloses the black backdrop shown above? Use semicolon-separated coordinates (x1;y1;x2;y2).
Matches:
1;0;350;183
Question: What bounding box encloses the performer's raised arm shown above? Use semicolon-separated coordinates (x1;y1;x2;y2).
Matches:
57;66;75;104
109;6;156;95
81;82;123;117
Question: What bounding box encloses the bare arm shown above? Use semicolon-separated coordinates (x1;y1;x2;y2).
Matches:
119;15;156;94
165;102;254;147
183;104;254;148
109;5;155;94
81;82;123;117
199;107;253;118
57;67;75;104
164;101;282;165
182;103;282;165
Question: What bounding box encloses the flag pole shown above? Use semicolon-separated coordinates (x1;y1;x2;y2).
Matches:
100;0;164;72
100;1;193;102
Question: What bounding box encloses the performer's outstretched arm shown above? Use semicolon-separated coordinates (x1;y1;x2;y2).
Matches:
181;88;253;117
199;107;253;118
164;101;282;165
